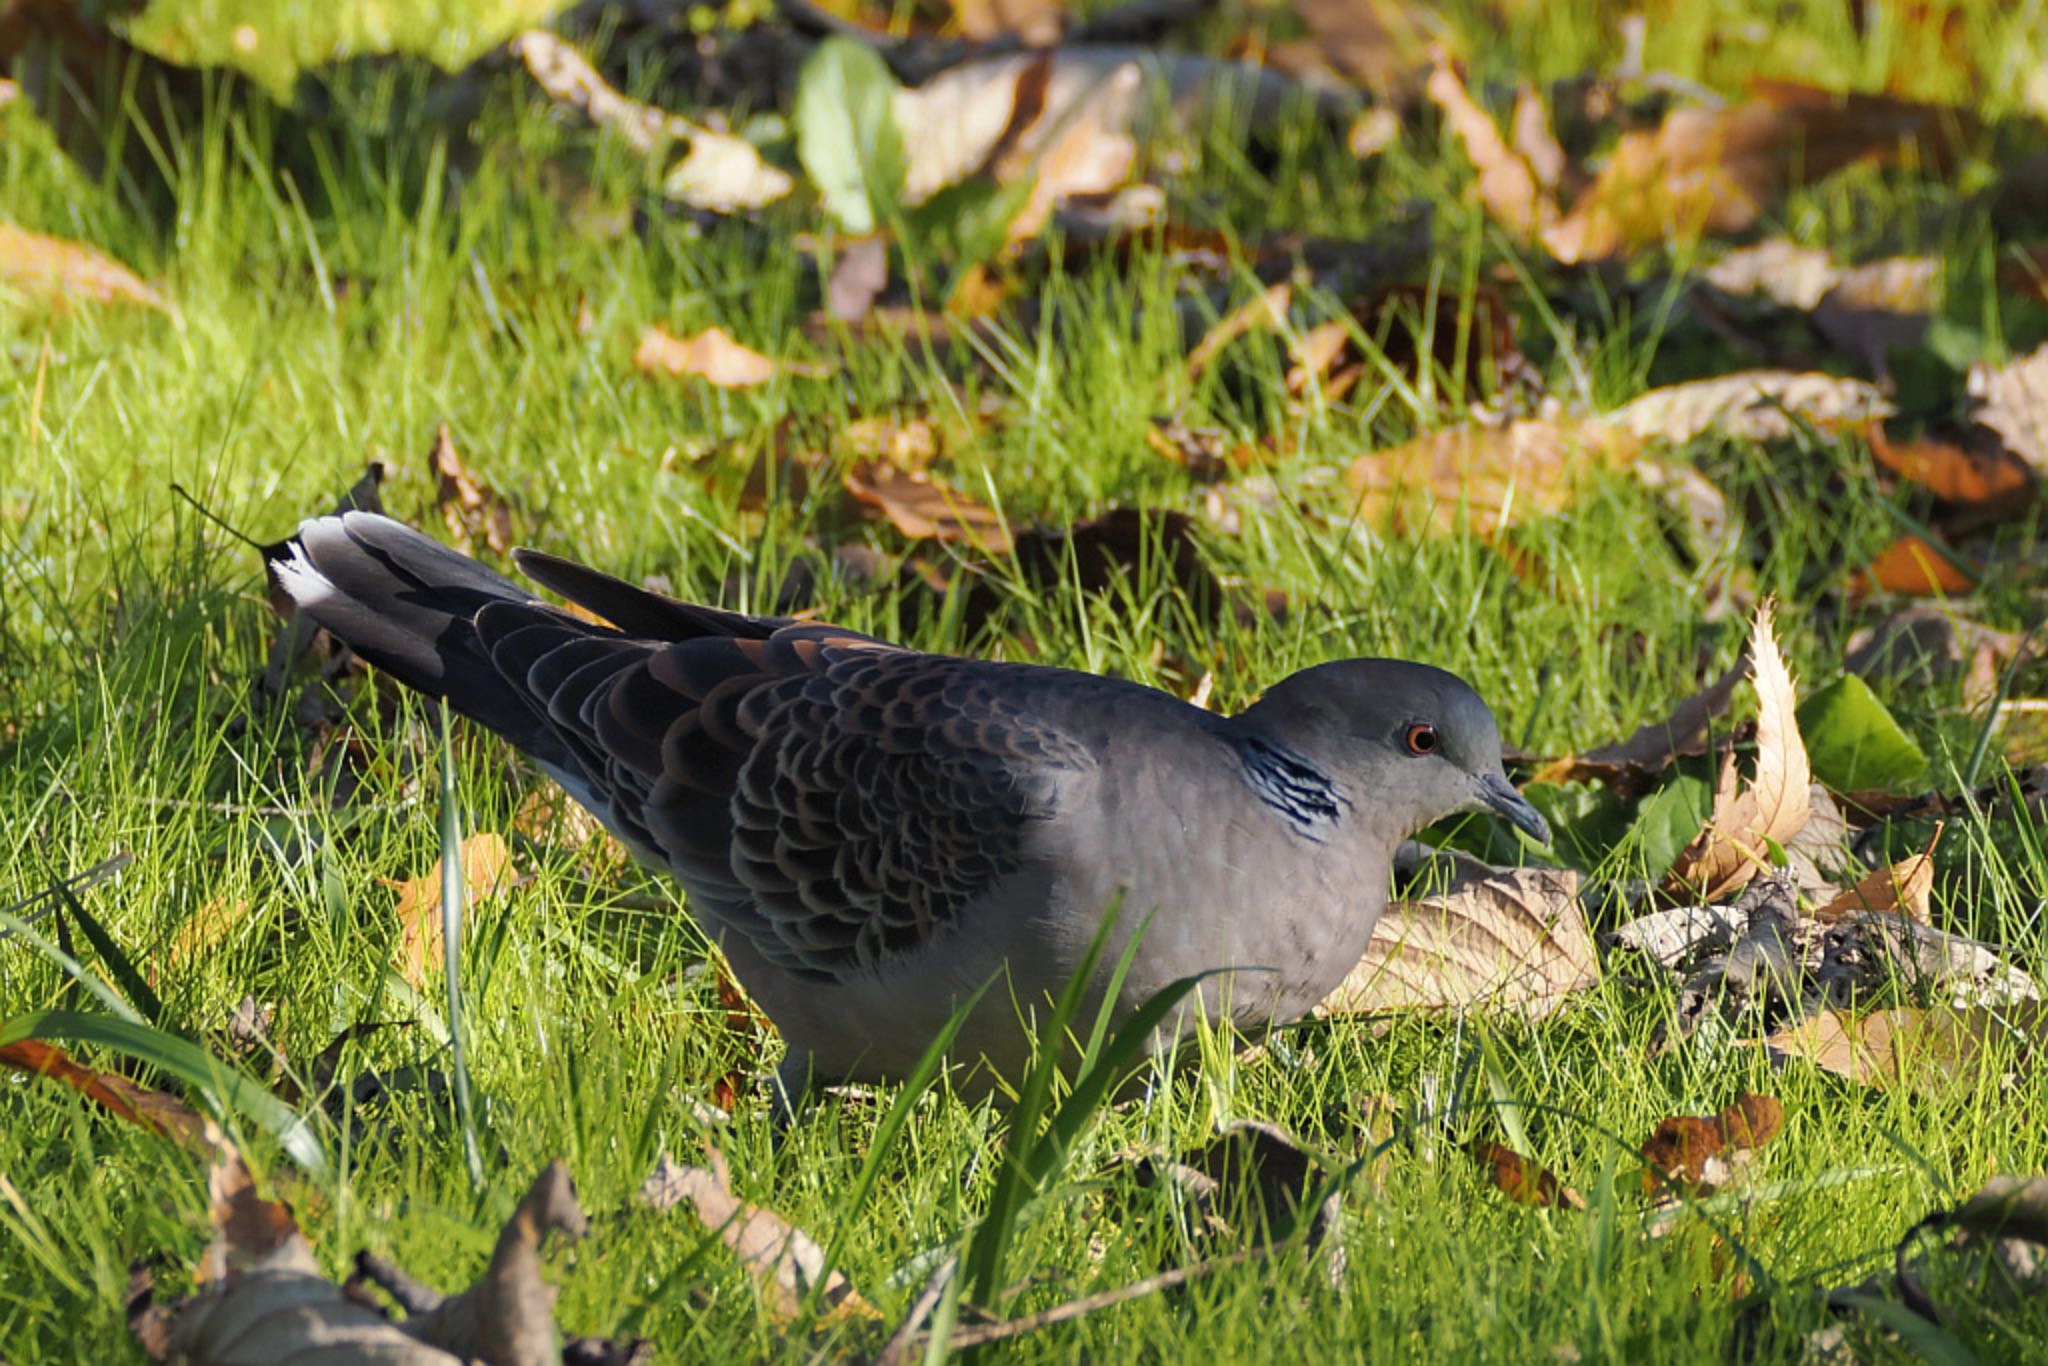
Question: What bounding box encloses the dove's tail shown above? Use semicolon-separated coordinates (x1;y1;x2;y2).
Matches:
274;511;586;769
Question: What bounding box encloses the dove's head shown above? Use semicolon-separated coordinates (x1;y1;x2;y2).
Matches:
1236;659;1549;845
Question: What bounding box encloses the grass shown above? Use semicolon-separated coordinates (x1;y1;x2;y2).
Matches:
4;0;2048;1360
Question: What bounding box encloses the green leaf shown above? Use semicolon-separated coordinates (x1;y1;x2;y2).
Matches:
1625;772;1712;879
793;36;906;235
1798;675;1928;792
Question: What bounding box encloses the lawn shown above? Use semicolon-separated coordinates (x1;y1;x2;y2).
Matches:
3;0;2047;1360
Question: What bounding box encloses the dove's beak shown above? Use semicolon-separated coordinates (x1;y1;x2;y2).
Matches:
1477;772;1550;845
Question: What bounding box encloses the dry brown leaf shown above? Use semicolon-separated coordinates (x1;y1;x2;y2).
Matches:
1426;60;1556;237
1705;238;1841;309
1543;85;1973;263
1812;831;1939;923
0;222;168;311
1638;1092;1783;1195
633;324;833;387
951;0;1064;44
843;462;1011;552
999;61;1138;243
1850;534;1977;597
1763;1002;2045;1094
1188;281;1293;377
0;1039;222;1159
1285;320;1355;396
385;833;516;992
825;236;889;324
511;787;626;875
429;423;514;556
1323;866;1597;1018
1969;342;2048;476
639;1149;875;1321
1466;1140;1583;1210
1145;415;1232;482
1610;371;1893;445
165;896;247;971
1867;424;2033;512
1665;602;1811;902
1531;656;1747;797
1345;418;1640;536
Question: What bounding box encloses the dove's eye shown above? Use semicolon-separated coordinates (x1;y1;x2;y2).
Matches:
1403;723;1439;756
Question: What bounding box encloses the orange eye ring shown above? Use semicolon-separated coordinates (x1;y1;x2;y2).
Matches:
1404;723;1439;756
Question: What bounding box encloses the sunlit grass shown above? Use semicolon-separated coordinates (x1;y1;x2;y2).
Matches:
2;3;2046;1361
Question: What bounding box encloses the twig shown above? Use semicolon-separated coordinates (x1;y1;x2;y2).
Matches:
894;1245;1272;1356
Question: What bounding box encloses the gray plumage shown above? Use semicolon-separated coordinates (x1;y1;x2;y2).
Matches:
277;512;1547;1098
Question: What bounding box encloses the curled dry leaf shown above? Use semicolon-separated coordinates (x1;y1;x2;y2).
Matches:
1638;1092;1784;1195
1610;371;1893;446
634;325;834;387
1322;866;1597;1019
386;833;516;992
1665;602;1812;903
1812;833;1939;923
1426;60;1551;237
1531;656;1747;797
510;28;791;213
0;222;169;311
639;1149;874;1321
1345;418;1640;537
843;462;1012;552
1466;1140;1583;1211
429;423;515;557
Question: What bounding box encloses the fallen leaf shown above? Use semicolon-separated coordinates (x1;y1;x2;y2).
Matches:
825;235;890;324
1969;342;2048;476
1466;1140;1583;1210
0;1039;220;1159
639;1148;874;1320
429;423;514;556
843;462;1011;552
1867;424;2033;512
842;415;941;471
1639;1092;1784;1195
1531;656;1747;797
1345;418;1640;536
1610;371;1893;445
1281;0;1439;98
0;222;168;311
1705;238;1842;310
1763;1002;2045;1094
1542;85;1974;263
1850;534;1976;597
1323;866;1597;1018
1188;281;1292;377
1145;415;1233;482
385;834;516;992
998;59;1139;244
950;0;1064;44
510;787;626;875
1665;601;1812;902
1813;839;1938;923
634;325;834;386
1427;59;1555;236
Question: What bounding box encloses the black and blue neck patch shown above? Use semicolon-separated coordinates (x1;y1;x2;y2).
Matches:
1236;736;1347;841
